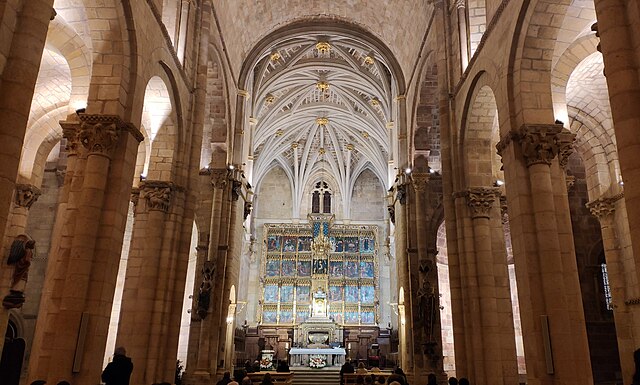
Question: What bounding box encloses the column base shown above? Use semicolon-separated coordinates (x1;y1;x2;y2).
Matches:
182;370;212;385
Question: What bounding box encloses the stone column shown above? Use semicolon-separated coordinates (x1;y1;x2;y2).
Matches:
0;0;54;249
455;0;470;69
411;172;446;380
390;171;414;373
497;124;592;385
587;194;635;385
463;188;518;385
28;114;142;385
594;0;640;292
116;180;187;385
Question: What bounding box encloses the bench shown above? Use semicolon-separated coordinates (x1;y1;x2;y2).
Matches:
343;371;394;384
246;371;294;385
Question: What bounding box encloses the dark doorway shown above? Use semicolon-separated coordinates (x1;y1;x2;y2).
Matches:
0;320;25;385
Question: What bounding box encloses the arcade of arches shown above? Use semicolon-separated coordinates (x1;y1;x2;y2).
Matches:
0;1;639;385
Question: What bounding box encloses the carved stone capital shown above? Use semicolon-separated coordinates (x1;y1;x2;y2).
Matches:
455;0;465;9
517;124;566;167
557;130;576;169
499;124;574;167
411;173;429;193
210;169;229;190
586;197;616;220
14;184;41;209
60;120;82;155
500;195;508;222
466;187;499;219
77;114;143;157
130;187;140;207
140;181;174;213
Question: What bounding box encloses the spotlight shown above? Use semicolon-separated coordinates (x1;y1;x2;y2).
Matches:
404;167;412;174
494;180;505;187
227;164;235;170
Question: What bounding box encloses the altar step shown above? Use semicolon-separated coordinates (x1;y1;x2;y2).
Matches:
291;367;341;385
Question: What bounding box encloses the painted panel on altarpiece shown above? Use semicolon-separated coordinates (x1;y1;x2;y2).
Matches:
344;237;358;253
359;236;375;253
345;261;359;278
263;310;277;324
280;285;294;302
312;259;328;275
345;286;359;303
267;235;281;252
296;286;310;302
329;285;343;301
266;260;280;277
330;309;343;324
264;285;279;303
329;261;343;277
281;260;296;276
361;311;375;324
279;310;294;323
297;261;311;276
345;311;359;324
298;236;312;251
360;261;374;279
296;309;310;323
360;286;375;303
331;236;343;252
283;236;297;253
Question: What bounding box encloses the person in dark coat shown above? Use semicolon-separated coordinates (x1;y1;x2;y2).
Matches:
340;358;355;385
217;372;233;385
101;347;133;385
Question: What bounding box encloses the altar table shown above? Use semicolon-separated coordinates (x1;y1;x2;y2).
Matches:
288;347;347;366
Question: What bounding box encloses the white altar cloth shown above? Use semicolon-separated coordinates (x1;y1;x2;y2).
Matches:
289;347;346;355
289;347;346;366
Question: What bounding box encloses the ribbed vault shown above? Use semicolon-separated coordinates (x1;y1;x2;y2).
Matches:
248;33;396;216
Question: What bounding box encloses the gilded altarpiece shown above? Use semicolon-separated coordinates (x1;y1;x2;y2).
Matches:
260;217;378;326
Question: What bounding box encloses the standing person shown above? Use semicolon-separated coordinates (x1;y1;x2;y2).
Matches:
101;347;133;385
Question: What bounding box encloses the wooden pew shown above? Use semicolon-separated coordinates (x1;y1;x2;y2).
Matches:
246;371;294;385
343;371;394;384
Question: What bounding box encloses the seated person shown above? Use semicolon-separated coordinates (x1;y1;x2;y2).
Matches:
340;358;355;385
356;362;368;374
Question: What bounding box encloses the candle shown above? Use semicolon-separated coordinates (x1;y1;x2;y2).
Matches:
285;342;289;349
348;343;351;349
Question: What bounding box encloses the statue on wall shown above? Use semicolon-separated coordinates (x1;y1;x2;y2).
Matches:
197;261;215;319
3;234;36;309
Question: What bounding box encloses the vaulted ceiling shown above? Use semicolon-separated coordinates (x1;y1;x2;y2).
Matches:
247;33;398;210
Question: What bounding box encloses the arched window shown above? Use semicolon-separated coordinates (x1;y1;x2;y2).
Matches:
311;182;331;214
312;191;321;213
